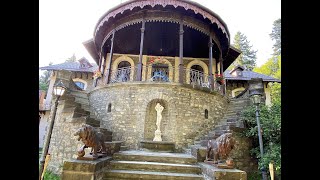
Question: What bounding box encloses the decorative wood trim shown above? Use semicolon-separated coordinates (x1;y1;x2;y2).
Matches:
95;0;228;38
100;11;214;50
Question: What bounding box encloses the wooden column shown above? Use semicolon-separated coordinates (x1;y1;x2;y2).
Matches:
219;54;226;95
215;59;219;74
101;56;106;74
137;19;145;81
208;37;214;89
179;21;184;83
105;30;115;84
98;53;102;72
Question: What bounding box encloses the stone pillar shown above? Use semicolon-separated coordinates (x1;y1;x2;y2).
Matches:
137;19;145;81
208;37;214;89
45;71;57;107
105;30;115;84
179;21;184;83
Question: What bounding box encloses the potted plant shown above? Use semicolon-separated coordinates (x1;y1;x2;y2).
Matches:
93;70;102;79
215;74;224;84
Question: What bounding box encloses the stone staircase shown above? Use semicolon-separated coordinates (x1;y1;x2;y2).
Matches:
68;90;131;150
69;90;100;127
193;98;251;147
104;150;204;179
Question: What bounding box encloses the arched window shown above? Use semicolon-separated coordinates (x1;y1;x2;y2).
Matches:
74;81;85;90
107;103;112;113
116;61;131;82
205;109;208;119
190;65;204;85
151;64;169;82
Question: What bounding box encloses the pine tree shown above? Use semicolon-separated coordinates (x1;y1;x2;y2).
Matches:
270;18;281;56
65;53;77;62
39;62;53;91
229;32;257;71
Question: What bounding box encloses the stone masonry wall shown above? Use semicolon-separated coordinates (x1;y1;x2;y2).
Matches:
230;132;258;173
46;97;87;174
45;70;90;174
89;82;228;151
39;113;50;148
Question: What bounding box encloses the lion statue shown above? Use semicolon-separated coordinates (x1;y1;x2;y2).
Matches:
205;133;235;164
74;124;107;158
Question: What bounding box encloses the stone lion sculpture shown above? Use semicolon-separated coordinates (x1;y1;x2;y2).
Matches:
205;133;235;164
74;124;107;158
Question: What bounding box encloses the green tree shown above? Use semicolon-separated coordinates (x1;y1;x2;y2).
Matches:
240;100;281;179
65;53;77;62
229;31;257;71
254;55;281;79
270;18;281;56
39;62;53;91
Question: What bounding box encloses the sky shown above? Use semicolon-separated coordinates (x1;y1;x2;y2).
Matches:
39;0;281;69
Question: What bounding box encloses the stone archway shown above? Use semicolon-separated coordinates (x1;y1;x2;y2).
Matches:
144;99;169;141
186;59;209;84
112;55;135;81
146;58;174;82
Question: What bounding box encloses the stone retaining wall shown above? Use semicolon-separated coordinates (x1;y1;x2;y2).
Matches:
89;82;228;151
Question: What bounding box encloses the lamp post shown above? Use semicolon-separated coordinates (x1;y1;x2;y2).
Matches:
248;78;267;180
39;80;66;180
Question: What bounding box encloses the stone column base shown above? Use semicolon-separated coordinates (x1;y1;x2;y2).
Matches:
199;162;247;180
62;156;112;180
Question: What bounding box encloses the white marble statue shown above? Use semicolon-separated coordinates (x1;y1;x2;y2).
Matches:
155;103;164;130
153;103;164;141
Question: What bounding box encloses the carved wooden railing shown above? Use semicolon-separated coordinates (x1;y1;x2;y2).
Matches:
96;66;225;95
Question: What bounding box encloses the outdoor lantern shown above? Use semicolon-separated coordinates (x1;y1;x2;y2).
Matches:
248;78;264;105
252;94;261;105
248;78;267;180
39;79;67;179
53;80;66;96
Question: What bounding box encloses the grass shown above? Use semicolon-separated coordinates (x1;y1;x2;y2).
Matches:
43;170;60;180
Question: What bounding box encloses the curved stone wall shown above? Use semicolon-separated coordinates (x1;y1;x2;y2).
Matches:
89;82;228;151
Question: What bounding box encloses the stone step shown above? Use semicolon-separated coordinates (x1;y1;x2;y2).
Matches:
81;104;90;111
120;145;129;151
97;128;113;136
223;116;237;120
74;98;90;106
230;99;250;103
89;114;98;119
229;105;249;108
110;160;202;174
193;141;201;145
214;125;230;130
226;118;238;122
223;112;239;116
113;150;197;165
104;170;203;179
196;140;208;146
70;91;89;99
62;107;89;118
140;141;175;153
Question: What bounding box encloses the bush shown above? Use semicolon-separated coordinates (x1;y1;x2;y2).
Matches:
43;170;60;180
240;99;281;179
